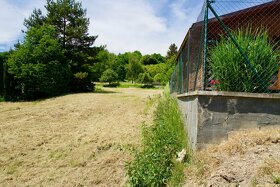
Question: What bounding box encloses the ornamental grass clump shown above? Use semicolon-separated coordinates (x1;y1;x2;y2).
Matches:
209;28;279;93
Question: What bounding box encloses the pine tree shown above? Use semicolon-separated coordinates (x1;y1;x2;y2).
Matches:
44;0;97;51
24;0;98;91
166;43;178;59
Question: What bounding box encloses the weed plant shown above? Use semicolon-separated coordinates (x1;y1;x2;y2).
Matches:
209;28;279;92
126;87;189;186
272;174;280;184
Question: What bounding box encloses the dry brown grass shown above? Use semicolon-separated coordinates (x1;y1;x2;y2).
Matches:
0;87;162;186
184;128;280;187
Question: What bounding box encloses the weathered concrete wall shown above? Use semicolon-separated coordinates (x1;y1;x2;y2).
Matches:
177;96;198;150
177;91;280;149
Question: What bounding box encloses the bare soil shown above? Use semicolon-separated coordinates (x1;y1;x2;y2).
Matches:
0;87;162;186
184;128;280;187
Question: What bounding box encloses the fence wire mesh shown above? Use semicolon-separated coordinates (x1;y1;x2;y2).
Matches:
170;0;280;94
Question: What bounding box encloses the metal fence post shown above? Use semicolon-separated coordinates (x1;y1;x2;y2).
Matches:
202;0;209;90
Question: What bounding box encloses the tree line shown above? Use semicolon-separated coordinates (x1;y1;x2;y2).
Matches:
0;0;178;100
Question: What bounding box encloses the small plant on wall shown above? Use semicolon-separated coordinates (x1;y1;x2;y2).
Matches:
208;28;279;93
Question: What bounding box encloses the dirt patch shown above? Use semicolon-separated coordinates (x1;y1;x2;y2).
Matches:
0;87;162;186
184;128;280;187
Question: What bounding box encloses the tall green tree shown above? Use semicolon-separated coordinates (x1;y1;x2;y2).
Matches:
7;25;70;99
25;0;97;51
44;0;97;52
113;51;142;81
24;9;45;29
126;56;143;83
90;49;116;81
141;53;165;65
24;0;97;91
166;43;178;59
112;54;128;81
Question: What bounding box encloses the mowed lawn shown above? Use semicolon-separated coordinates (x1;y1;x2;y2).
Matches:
0;88;162;186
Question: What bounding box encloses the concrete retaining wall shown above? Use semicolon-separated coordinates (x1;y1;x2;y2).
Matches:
177;91;280;149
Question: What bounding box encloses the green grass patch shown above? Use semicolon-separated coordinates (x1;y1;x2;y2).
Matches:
272;174;280;184
126;86;190;186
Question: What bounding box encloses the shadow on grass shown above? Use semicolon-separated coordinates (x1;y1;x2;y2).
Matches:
1;88;118;103
93;90;119;94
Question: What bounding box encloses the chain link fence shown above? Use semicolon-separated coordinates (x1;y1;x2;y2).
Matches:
170;0;280;94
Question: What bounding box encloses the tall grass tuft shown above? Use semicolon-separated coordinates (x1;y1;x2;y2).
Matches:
126;86;189;186
209;28;279;92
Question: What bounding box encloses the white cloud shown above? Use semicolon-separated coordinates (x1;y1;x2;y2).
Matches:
0;1;24;43
84;0;167;54
0;0;203;55
0;0;44;48
84;0;203;55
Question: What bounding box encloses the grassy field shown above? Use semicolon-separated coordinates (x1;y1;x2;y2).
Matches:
0;87;162;186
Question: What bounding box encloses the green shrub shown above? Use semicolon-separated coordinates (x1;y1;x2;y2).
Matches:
126;88;189;186
99;69;119;84
272;174;280;184
209;28;279;92
7;25;71;99
138;72;153;85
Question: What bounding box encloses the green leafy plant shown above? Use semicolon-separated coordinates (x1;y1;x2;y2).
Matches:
272;174;280;184
126;87;189;186
138;72;153;85
99;69;119;84
209;28;279;92
7;25;71;99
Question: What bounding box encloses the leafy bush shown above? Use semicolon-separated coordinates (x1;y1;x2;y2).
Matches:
138;72;153;85
7;25;71;99
126;88;189;186
209;28;279;92
99;69;118;84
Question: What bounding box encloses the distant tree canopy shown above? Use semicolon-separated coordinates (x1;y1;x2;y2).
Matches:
141;53;166;65
1;0;176;101
126;55;144;83
166;43;178;59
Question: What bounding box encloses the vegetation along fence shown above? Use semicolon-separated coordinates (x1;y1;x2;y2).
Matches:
170;0;280;94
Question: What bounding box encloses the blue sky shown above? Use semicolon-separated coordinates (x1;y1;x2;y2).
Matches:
0;0;204;55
